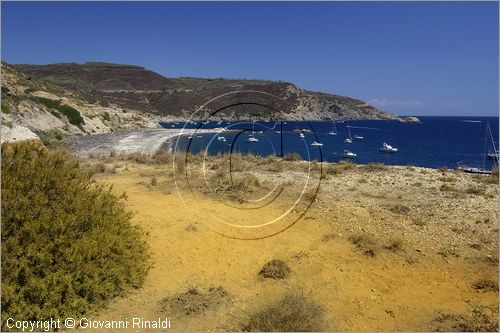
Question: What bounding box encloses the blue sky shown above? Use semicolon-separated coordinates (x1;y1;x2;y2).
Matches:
1;1;498;116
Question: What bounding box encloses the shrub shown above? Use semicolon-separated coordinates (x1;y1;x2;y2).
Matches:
1;141;149;326
58;104;84;127
258;259;291;280
472;279;498;292
242;291;325;332
384;237;404;252
101;112;111;121
1;100;10;114
389;204;410;214
159;286;228;317
465;186;484;196
439;176;456;182
283;152;302;161
439;183;459;192
361;163;388;172
32;97;84;127
349;233;378;257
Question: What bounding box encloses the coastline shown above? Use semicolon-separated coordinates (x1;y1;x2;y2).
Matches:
71;128;219;157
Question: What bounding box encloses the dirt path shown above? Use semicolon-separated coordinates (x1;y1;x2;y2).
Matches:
82;163;498;331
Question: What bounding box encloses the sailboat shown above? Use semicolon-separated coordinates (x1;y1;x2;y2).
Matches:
328;120;337;136
457;122;498;174
247;120;260;143
344;126;353;143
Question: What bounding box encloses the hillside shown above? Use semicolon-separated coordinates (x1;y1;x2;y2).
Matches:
2;61;399;144
13;62;398;121
1;63;159;143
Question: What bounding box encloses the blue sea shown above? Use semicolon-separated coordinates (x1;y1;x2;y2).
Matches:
161;116;499;169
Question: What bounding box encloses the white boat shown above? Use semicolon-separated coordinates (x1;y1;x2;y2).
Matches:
328;120;337;136
299;133;305;139
247;119;260;142
457;162;491;174
380;142;398;153
487;152;499;160
354;135;364;140
311;141;323;146
217;136;226;142
458;122;498;173
275;130;281;134
342;150;357;158
344;126;353;143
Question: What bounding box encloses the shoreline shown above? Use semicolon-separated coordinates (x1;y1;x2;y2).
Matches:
71;128;219;157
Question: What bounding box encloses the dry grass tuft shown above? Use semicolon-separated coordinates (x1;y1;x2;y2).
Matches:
472;279;499;292
258;259;291;280
389;204;410;214
242;291;325;332
361;163;388;172
158;286;228;317
283;152;302;161
349;233;378;257
384;237;405;252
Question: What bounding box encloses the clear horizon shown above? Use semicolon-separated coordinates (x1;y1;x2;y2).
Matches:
1;1;498;117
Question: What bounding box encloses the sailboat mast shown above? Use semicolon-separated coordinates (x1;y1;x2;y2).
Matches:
482;123;489;170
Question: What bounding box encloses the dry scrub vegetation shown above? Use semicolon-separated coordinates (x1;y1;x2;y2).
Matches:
242;291;326;332
1;141;149;328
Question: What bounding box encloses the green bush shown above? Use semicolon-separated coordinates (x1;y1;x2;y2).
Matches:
1;141;149;328
101;112;111;121
57;104;84;127
32;97;84;127
1;101;10;114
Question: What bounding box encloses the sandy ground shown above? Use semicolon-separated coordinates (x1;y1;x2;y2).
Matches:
78;157;499;332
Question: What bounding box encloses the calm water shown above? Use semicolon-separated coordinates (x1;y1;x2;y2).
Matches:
161;116;499;169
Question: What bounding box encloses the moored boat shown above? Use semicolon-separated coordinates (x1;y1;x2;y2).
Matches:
342;150;357;158
380;142;398;153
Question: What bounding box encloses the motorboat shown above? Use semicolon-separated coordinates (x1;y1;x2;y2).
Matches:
380;142;398;153
299;133;305;139
217;136;226;142
342;150;357;158
354;135;364;140
311;141;323;146
247;136;259;143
